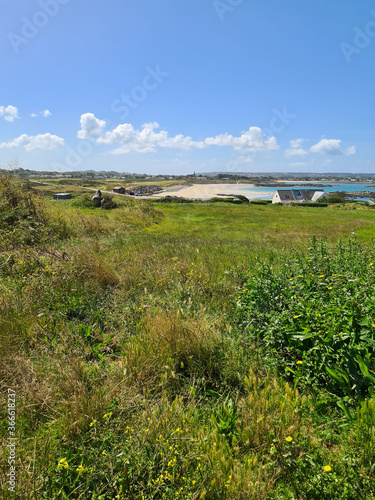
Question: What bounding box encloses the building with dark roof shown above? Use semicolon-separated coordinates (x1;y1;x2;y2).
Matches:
272;189;325;204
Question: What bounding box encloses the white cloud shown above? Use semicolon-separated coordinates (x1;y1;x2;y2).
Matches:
289;138;305;149
97;121;203;154
31;109;52;118
0;133;64;152
204;127;278;152
77;114;278;154
285;138;308;157
77;113;106;140
285;147;308;158
310;138;356;156
0;105;19;122
345;145;357;155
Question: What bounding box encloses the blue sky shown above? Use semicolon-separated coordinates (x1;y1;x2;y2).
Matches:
1;0;374;174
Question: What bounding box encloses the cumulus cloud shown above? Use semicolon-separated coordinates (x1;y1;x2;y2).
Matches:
97;121;204;154
0;133;64;152
285;138;308;157
285;147;308;157
77;113;106;140
77;114;278;155
31;109;51;118
310;138;356;156
289;138;305;149
0;105;19;122
204;127;278;151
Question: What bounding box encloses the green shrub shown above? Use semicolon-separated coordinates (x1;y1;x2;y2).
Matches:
249;199;272;205
290;202;328;208
209;197;242;204
323;192;347;204
0;173;50;247
152;196;195;203
235;236;375;400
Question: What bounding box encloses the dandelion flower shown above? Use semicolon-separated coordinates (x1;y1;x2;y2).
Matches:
323;465;332;472
58;457;69;469
285;436;293;442
370;263;374;267
328;287;333;290
296;361;303;365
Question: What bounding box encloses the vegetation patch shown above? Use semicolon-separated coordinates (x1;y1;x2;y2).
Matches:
236;236;375;401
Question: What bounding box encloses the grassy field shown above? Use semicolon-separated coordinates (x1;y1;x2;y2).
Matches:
1;174;375;499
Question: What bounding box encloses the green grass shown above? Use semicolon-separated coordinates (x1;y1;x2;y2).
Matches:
0;175;375;499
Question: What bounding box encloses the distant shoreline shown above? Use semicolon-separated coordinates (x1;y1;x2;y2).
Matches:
151;181;369;200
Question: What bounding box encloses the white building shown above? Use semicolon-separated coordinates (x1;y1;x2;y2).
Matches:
272;189;325;205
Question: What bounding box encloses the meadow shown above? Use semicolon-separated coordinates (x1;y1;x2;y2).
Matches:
1;174;375;499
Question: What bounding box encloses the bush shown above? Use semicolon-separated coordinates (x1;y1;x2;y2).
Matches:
290;202;328;208
0;173;50;247
250;200;272;205
209;197;242;204
152;196;195;204
323;192;347;204
235;236;375;400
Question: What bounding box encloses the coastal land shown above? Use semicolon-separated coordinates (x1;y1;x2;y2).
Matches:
153;183;261;199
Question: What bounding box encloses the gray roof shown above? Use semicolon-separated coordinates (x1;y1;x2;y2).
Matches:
275;189;324;202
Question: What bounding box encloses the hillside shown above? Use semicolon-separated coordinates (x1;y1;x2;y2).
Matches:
0;174;374;499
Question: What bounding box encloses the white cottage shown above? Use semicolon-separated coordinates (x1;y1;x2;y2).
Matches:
272;189;325;205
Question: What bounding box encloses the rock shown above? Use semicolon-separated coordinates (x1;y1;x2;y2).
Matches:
125;185;163;196
53;193;71;200
92;190;102;206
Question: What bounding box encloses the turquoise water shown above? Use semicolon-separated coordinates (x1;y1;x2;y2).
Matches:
237;182;375;200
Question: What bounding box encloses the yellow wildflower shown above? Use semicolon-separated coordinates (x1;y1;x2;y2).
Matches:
296;360;303;365
90;420;97;427
323;465;332;472
58;457;69;469
285;436;293;442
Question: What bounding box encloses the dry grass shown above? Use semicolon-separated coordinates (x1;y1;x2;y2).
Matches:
120;309;226;391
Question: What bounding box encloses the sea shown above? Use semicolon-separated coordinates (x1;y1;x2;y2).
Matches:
235;182;375;201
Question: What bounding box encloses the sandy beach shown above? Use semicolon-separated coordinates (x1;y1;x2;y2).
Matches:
154;183;269;200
